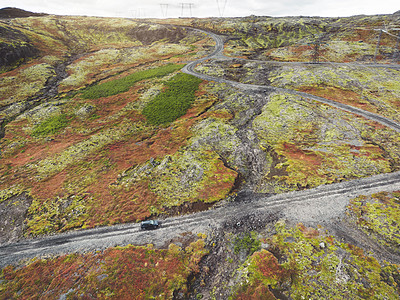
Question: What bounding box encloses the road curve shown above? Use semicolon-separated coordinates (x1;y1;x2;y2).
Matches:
2;28;400;268
182;29;400;133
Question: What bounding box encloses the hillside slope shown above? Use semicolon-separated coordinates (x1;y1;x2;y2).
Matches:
1;11;400;299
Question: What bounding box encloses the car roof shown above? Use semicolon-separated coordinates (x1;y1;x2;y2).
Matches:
142;220;158;224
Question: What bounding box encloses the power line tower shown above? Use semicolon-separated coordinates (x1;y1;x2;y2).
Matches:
216;0;227;17
308;36;327;64
131;8;145;18
160;3;169;17
373;29;383;63
179;3;194;17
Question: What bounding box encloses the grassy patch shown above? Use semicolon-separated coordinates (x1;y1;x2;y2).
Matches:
31;114;70;137
80;63;184;99
142;73;202;125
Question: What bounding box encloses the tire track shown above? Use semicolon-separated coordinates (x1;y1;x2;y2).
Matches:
2;170;400;268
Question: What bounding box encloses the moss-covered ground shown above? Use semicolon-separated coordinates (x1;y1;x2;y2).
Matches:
347;191;400;254
0;236;208;299
269;64;400;123
2;12;400;299
253;92;400;192
232;222;400;299
157;14;399;63
0;16;237;237
0;65;238;236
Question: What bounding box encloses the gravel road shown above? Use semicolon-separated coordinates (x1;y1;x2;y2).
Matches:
2;170;400;268
2;28;400;268
182;29;400;132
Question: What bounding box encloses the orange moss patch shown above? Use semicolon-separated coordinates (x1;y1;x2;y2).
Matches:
203;110;234;120
236;249;286;300
297;86;379;114
297;223;320;239
280;142;323;167
85;179;158;227
197;158;238;203
30;171;68;200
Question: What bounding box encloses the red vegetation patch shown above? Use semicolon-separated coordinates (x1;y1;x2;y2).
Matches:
236;285;276;300
197;158;238;203
253;250;285;281
0;241;207;299
280;142;323;166
30;170;68;200
298;86;378;114
297;223;320;239
235;250;285;300
86;180;158;227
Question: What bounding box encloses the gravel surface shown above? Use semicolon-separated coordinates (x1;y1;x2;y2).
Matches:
1;170;400;267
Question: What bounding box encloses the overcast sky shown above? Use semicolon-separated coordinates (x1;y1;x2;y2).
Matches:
2;0;399;18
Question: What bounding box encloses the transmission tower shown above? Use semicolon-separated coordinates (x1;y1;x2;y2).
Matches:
160;3;169;17
216;0;227;17
179;3;194;17
308;36;327;64
395;31;400;61
130;8;145;18
373;29;383;63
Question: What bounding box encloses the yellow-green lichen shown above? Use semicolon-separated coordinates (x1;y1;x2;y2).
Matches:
347;191;400;253
253;92;393;190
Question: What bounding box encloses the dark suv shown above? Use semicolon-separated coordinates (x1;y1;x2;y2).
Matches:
140;220;160;230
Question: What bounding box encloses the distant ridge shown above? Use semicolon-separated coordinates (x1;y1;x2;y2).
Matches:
0;7;47;18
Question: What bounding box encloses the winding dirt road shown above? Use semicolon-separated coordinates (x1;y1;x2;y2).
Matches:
182;29;400;132
2;28;400;268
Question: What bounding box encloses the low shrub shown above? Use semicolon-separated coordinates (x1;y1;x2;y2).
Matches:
142;73;202;125
234;232;261;255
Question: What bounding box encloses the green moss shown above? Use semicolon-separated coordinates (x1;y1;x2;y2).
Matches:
33;120;144;179
117;148;237;212
31;114;70;136
80;64;184;99
0;63;55;115
269;65;400;122
25;195;89;236
0;186;25;203
253;92;393;191
142;73;202;125
234;232;261;255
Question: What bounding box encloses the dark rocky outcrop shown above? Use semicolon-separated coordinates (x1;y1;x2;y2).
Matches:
128;24;188;45
0;42;38;67
0;25;39;68
0;7;47;19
